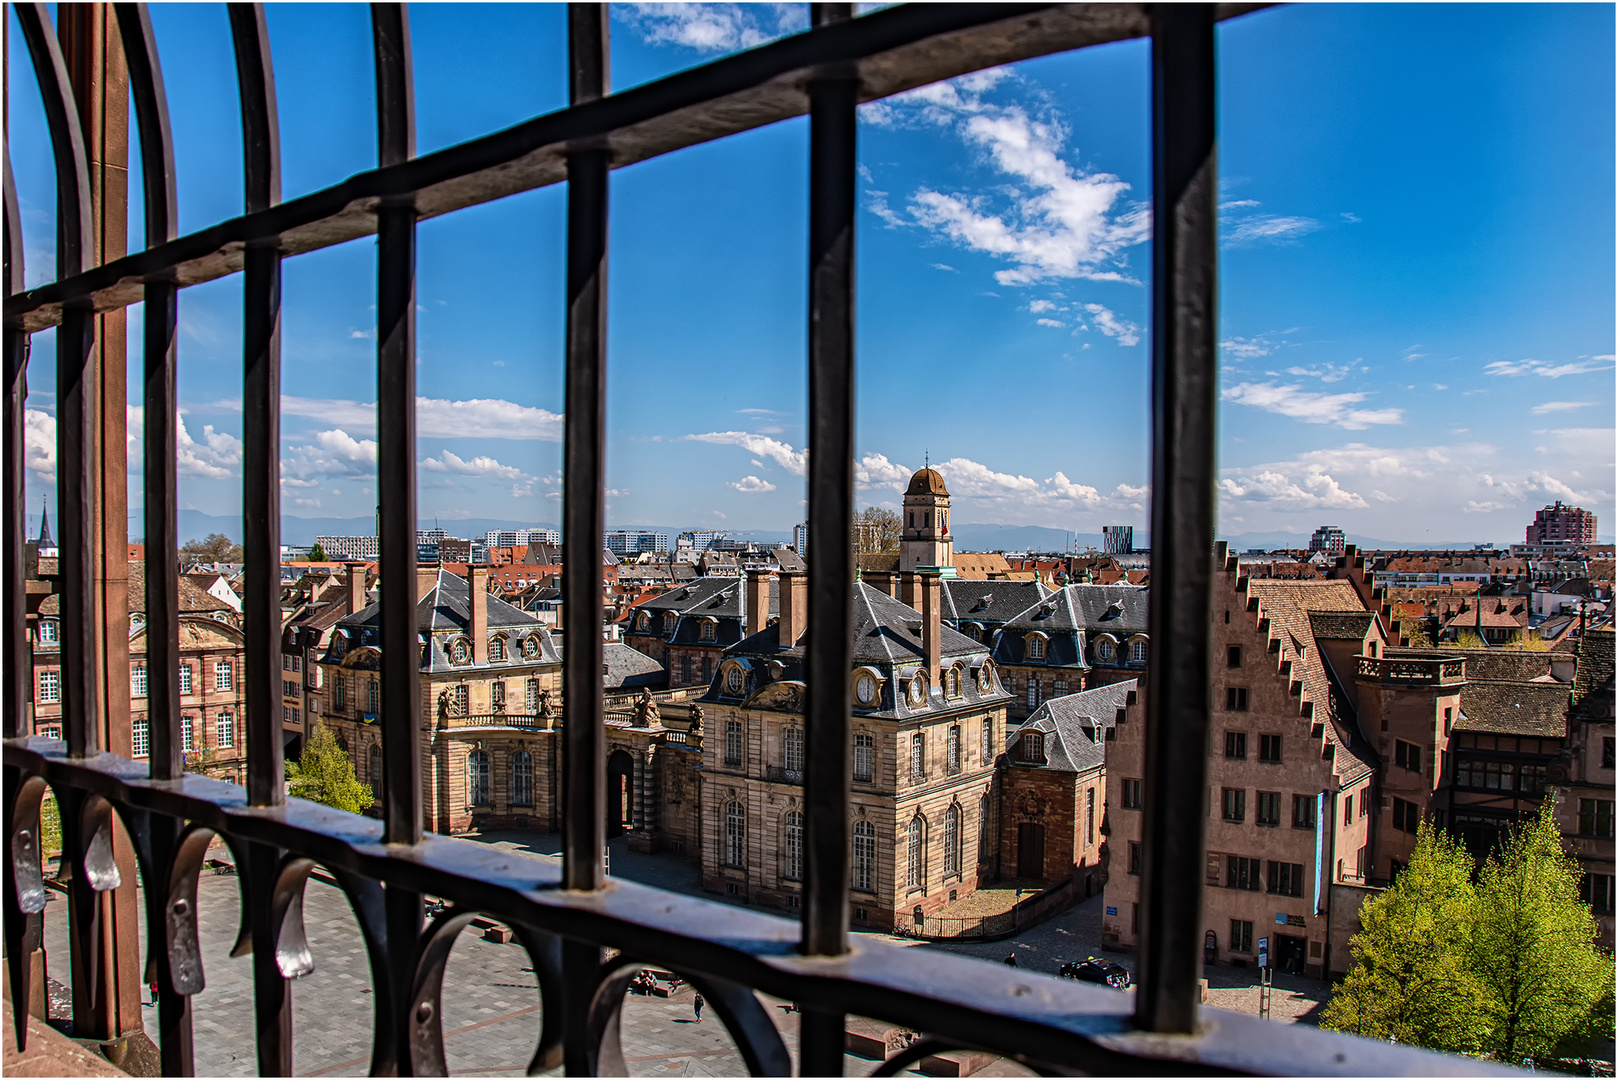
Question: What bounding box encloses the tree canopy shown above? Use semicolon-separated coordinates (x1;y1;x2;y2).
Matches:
181;532;244;567
308;541;328;562
286;722;373;814
853;506;901;554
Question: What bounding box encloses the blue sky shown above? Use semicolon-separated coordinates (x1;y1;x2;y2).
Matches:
9;3;1614;545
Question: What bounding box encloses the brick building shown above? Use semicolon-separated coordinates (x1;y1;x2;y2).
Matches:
1526;500;1598;551
990;585;1150;722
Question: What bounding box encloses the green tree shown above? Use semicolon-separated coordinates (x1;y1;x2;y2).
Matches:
285;721;372;814
181;532;245;567
1320;822;1489;1052
1470;798;1610;1064
852;506;901;554
308;541;328;562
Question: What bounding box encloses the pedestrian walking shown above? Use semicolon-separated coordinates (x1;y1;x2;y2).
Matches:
1004;952;1018;967
693;992;704;1023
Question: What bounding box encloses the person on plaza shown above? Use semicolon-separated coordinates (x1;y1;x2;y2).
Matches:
1004;952;1018;967
693;992;705;1023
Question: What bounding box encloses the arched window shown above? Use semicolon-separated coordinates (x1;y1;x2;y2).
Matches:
784;810;803;880
947;665;962;698
368;743;382;794
512;750;533;807
1026;635;1046;661
944;804;962;876
978;795;990;860
1130;638;1148;664
853;820;876;891
1097;638;1115;662
636;611;651;632
522;635;540;659
490;637;506;661
725;802;746;867
699;619;717;642
468;750;491;806
907;815;926;889
664;611;678;633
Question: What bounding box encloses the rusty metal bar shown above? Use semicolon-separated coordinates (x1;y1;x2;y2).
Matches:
1136;1;1219;1037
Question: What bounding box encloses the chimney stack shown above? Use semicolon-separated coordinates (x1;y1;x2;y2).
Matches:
417;564;441;603
346;562;367;613
778;570;808;647
307;574;328;605
921;570;942;687
470;566;489;663
900;570;922;609
745;569;771;638
865;571;898;599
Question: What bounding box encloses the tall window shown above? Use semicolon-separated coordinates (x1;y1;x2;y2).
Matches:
699;620;716;642
37;670;60;704
133;719;149;758
1222;788;1246;822
1085;788;1095;846
468;750;491;806
368;680;380;713
784;727;804;778
1130;639;1147;664
490;636;506;661
334;675;347;710
178;664;192;695
1259;734;1282;763
1225;687;1248;711
453;685;469;715
1122;778;1143;809
1224;732;1246;759
725;720;743;766
1020;732;1045;763
1579;799;1614;838
512;750;533;807
526;679;540;713
130;662;148;698
1229;919;1254;954
1256;792;1281;827
784;810;804;880
946;666;961;698
1026;636;1046;661
943;804;961;876
725;802;746;867
215;660;233;691
853;820;875;891
981;718;991;763
1293;794;1317;829
947;726;961;775
906;815;925;889
491;681;506;710
217;712;234;748
1026;683;1039;711
369;743;382;792
853;733;874;783
977;795;990;860
910;732;925;780
181;715;195;752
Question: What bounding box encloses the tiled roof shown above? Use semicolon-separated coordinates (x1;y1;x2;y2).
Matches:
603;643;664;690
343;568;544;633
1011;680;1135;775
1454;679;1569;737
941;579;1052;627
1572;625;1615;711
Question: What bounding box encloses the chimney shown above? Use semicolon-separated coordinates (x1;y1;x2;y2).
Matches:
307;574;328;605
921;570;942;686
417;564;441;603
746;569;771;637
346;562;367;612
900;571;921;609
865;571;898;599
470;566;489;663
778;570;808;648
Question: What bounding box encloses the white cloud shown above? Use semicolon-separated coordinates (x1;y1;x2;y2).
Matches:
728;475;776;494
1083;303;1140;346
419;450;528;481
1221;337;1276;360
1531;401;1594;415
614;3;806;52
176;415;243;478
1219;469;1368;510
684;431;806;475
1028;299;1058;313
1484;356;1615;379
1283;361;1359;384
1222;382;1403;429
260;395;564;441
1340;212;1362;224
1036;318;1065;328
1224;214;1322;247
25;409;55;480
856;453;912;490
872;74;1150;285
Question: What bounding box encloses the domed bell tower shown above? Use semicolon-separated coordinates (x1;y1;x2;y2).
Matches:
900;467;955;573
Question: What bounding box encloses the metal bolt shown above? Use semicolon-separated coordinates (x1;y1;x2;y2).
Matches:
416;1000;433;1023
174;898;189;915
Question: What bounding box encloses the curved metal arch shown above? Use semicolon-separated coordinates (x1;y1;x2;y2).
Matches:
73;791;124;892
12;3;93;278
161;823;222;995
588;956;792;1078
267;853;318;978
406;904;483;1075
320;866;399;1076
7;772;50;915
111;3;178;248
509;923;564;1076
227;3;281;214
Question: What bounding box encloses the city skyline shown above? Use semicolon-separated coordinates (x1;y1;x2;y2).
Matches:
8;3;1613;544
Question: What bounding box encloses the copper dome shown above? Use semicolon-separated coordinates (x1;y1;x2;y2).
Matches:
906;467;949;497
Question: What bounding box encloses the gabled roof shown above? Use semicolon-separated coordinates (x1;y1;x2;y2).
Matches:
941;578;1051;626
1011;680;1136;774
342;568;542;633
603;643;664;691
726;582;984;663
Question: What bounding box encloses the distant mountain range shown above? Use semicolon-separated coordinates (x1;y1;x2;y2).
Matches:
133;510;1609;554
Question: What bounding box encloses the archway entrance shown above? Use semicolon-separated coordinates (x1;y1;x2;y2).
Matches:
607;750;635;838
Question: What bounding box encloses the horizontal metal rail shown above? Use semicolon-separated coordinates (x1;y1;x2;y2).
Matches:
4;737;1507;1076
4;2;1265;333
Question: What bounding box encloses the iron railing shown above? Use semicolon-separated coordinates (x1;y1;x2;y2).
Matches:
3;2;1514;1075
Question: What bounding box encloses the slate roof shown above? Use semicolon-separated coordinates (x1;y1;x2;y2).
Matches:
1009;680;1135;775
1245;579;1378;784
603;643;665;691
990;584;1148;667
1307;611;1377;641
1571;625;1615;713
941;579;1052;629
1454;679;1570;738
332;569;560;673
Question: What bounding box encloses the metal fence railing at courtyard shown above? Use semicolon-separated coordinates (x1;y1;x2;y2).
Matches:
4;2;1517;1075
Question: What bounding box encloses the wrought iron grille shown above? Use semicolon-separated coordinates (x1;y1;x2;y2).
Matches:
3;3;1513;1075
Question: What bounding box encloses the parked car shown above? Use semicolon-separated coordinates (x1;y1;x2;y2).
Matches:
1058;957;1131;989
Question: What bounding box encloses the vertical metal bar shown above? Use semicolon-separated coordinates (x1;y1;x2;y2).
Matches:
228;2;285;808
3;164;27;742
16;2;96;758
1136;2;1217;1037
561;1;608;894
114;2;181;782
800;12;856;1073
372;7;422;1074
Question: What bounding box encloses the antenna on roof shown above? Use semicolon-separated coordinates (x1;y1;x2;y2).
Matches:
924;449;929;470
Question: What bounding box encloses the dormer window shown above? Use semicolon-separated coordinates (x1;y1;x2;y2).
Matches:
451;639;470;665
38;619;58;644
664;611;678;633
490;637;506;661
908;674;927;706
522;635;540;659
1026;635;1047;661
1130;639;1147;664
1020;732;1045;763
699;619;717;642
636;611;650;632
1097;638;1114;662
946;664;962;698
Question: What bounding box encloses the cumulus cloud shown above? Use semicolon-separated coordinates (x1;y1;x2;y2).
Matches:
614;3;807;52
1222;382;1402;429
1484;355;1615;379
1282;361;1360;384
1220;337;1275;360
856;453;912;490
25;409;55;480
1028;300;1058;313
177;415;244;478
419;450;528;481
1036;318;1065;328
728;475;777;493
265;395;564;441
868;71;1149;285
684;431;806;475
1083;303;1140;346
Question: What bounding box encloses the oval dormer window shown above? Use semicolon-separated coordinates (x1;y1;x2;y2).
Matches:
725;666;745;695
908;675;926;706
978;661;994;692
523;635;540;659
451;640;469;664
855;673;877;706
1097;638;1114;662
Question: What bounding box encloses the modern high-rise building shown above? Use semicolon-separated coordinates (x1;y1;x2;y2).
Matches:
1525;501;1597;550
485;528;562;549
1307;525;1346;555
679;530;728;553
315;535;380;560
606;530;669;556
1102;525;1133;555
792;522;808;556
